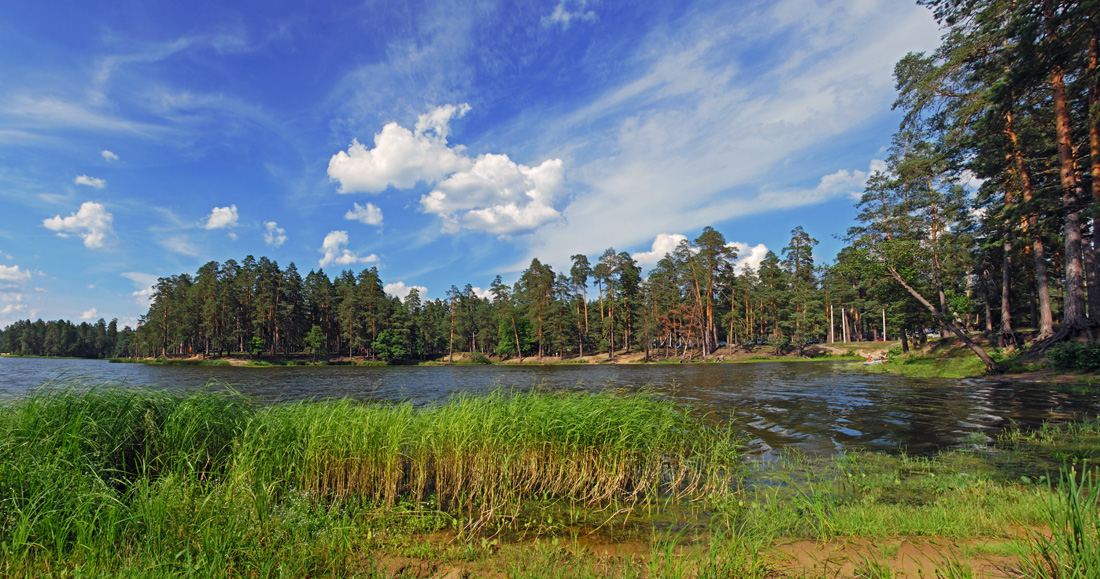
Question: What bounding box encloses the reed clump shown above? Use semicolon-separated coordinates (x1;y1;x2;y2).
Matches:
237;390;742;518
0;383;741;576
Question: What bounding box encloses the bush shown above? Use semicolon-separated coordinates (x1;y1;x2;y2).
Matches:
1047;341;1100;372
469;351;492;364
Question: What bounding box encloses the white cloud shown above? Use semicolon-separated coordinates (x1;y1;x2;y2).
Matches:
318;230;379;268
0;304;28;316
264;221;287;247
74;174;106;189
384;281;428;302
0;265;32;282
160;235;201;257
542;0;598;29
633;233;689;266
42;201;114;248
80;308;98;320
519;1;938;268
203;205;239;229
328;104;472;193
470;286;493;300
420;155;565;236
227;232;238;241
345;202;383;226
121;272;159;308
101;150;119;162
727;242;769;273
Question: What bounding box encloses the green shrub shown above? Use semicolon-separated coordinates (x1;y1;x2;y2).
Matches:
468;351;492;364
1047;341;1100;372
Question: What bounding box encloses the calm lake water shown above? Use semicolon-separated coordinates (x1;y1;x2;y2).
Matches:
2;356;1098;458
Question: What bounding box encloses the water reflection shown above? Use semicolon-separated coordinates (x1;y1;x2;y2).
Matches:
1;357;1097;457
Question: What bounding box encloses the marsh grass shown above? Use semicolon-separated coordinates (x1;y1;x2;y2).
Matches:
746;451;1048;540
1023;465;1100;578
0;383;741;577
237;390;742;525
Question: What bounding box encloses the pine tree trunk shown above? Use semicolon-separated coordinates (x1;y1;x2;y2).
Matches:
1000;241;1015;347
983;268;993;334
1090;33;1100;320
1051;64;1090;333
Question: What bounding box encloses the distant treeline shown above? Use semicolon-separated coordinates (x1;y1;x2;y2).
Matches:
0;318;136;359
105;225;929;363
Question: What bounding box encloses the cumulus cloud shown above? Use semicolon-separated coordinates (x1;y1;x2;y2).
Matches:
121;272;159;308
101;150;119;162
633;233;689;266
328;104;472;193
345;202;383;226
264;221;287;247
727;242;769;273
331;104;566;236
470;286;494;300
74;174;106;189
203;205;239;229
80;308;98;320
542;0;598;29
0;265;32;283
318;231;379;268
384;281;428;302
42;202;114;248
420;155;565;236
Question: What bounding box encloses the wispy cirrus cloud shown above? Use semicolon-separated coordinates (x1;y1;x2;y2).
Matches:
519;0;939;267
74;174;106;189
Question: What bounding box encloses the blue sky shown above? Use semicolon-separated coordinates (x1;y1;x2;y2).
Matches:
0;0;941;328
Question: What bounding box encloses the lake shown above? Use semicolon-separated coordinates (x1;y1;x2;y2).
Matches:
2;356;1097;457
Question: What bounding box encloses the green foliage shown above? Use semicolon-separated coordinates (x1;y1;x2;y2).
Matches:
1047;342;1100;372
303;324;326;358
468;351;492;364
248;335;264;357
371;328;408;364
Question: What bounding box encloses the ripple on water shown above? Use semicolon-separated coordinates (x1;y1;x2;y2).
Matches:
2;357;1098;456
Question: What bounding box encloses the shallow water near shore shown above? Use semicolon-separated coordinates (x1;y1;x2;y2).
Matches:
2;356;1098;457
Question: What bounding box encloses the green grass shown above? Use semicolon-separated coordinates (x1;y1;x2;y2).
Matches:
2;382;1099;577
109;357;232;366
860;351;989;378
0;383;742;577
743;450;1051;542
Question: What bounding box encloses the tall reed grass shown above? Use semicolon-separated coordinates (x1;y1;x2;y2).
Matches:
237;390;741;520
1024;465;1100;578
0;383;741;577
